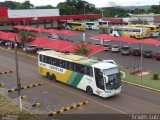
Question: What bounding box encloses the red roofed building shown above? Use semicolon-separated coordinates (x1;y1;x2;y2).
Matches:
102;18;125;25
0;7;100;30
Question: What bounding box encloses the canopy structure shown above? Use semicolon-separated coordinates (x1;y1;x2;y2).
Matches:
0;31;7;38
13;25;24;30
29;37;106;56
23;26;37;31
91;34;160;46
0;32;20;41
140;38;160;46
34;27;48;33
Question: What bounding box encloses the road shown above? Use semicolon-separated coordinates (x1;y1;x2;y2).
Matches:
0;47;160;119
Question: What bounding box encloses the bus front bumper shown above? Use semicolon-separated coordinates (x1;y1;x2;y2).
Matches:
101;87;121;98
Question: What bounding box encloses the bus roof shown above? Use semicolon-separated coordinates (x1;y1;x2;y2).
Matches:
113;26;143;29
39;50;99;66
39;50;117;69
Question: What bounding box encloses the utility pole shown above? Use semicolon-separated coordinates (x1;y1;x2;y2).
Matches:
140;22;144;85
14;36;22;112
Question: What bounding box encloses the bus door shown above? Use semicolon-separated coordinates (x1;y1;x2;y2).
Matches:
94;68;105;90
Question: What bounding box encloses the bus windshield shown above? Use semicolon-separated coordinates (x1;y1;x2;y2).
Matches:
103;68;121;90
86;23;94;25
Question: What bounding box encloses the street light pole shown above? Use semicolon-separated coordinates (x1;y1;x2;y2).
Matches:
140;22;144;85
14;36;22;112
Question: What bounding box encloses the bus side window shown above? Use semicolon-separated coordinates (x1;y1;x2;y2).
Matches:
40;55;44;62
60;60;65;68
69;63;75;71
85;66;93;76
51;58;56;65
76;64;85;74
44;56;50;64
55;58;60;67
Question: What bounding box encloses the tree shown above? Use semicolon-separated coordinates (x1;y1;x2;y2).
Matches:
74;40;91;56
19;31;35;47
148;5;160;14
0;1;16;9
130;19;148;24
57;2;77;15
15;1;34;9
35;5;55;9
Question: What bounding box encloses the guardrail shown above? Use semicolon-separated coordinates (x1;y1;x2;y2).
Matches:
48;101;89;116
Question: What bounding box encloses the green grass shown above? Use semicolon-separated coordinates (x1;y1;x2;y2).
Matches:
122;68;160;90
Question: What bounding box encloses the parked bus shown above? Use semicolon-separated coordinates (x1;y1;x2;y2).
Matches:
38;51;125;98
109;26;150;39
98;21;112;28
85;22;99;30
65;22;86;31
128;24;160;37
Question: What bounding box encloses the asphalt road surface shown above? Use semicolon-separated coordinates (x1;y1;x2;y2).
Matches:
0;47;160;119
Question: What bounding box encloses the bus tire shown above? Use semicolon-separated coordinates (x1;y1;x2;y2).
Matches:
86;86;93;95
50;74;57;82
46;72;50;80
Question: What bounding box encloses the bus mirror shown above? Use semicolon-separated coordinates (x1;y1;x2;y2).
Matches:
120;71;125;78
104;76;108;83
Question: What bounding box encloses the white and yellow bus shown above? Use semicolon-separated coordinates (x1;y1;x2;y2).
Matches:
128;24;160;37
38;51;125;98
65;22;86;31
109;26;150;39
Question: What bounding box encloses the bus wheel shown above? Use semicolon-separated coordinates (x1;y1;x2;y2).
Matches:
50;74;57;82
86;86;93;95
46;72;50;80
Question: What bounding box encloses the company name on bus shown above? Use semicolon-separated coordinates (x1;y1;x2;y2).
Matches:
39;63;47;67
49;65;64;73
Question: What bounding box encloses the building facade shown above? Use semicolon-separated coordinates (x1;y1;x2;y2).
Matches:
0;7;100;30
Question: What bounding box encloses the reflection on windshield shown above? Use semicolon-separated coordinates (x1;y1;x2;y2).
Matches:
105;73;121;90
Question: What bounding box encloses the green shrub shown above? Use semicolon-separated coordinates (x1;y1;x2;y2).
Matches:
153;73;159;80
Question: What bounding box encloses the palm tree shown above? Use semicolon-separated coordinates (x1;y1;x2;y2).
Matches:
74;40;91;56
19;31;35;47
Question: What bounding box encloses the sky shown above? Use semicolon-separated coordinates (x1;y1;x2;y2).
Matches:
0;0;159;7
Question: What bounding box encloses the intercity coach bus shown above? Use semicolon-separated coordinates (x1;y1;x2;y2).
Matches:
128;24;160;37
65;22;86;31
38;50;125;98
109;26;150;39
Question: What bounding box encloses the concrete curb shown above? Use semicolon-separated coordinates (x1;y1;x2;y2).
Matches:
32;102;41;107
0;70;14;75
0;83;5;86
8;83;44;92
21;95;27;99
122;80;160;92
48;101;89;116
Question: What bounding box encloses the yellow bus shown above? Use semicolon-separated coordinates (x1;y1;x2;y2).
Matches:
38;50;125;98
129;24;160;37
109;26;150;39
65;22;86;31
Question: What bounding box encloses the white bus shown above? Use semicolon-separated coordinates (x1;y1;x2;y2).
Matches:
98;20;112;28
38;51;125;98
85;22;99;30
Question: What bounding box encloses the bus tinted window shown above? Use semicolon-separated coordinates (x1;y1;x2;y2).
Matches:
86;23;94;25
40;55;93;76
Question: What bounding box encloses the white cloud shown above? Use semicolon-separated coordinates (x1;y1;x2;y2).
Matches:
0;0;159;7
